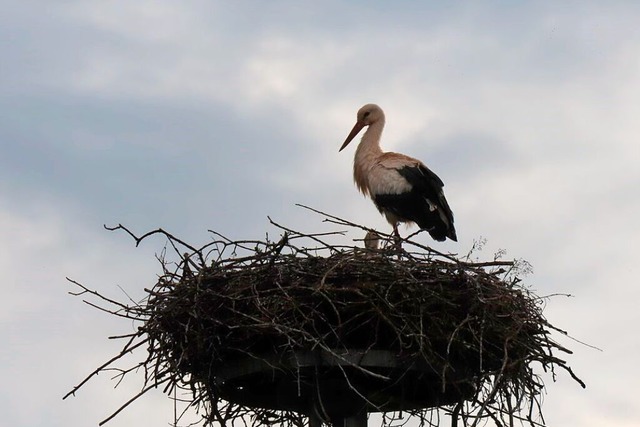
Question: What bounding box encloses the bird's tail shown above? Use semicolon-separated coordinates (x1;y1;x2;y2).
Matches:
427;226;457;242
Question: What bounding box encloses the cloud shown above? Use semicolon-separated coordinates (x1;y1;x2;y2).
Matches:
0;191;169;426
2;1;640;426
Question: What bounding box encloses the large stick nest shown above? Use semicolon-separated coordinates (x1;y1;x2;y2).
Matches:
65;207;584;427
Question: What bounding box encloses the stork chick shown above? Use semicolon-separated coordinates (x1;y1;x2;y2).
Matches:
363;230;380;250
339;104;457;243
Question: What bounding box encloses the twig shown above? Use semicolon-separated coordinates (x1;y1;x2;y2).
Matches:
66;210;587;427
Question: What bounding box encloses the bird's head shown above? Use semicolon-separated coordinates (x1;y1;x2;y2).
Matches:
339;103;385;152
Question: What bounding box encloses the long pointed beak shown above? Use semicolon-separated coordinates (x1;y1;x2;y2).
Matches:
339;121;365;152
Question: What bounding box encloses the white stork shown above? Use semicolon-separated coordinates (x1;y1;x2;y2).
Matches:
339;104;457;243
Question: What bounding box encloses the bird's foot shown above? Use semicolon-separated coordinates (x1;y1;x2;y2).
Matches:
392;227;404;252
392;236;401;250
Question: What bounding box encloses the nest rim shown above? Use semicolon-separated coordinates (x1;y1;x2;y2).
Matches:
65;210;585;427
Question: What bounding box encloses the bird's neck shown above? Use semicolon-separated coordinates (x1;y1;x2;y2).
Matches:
355;120;385;159
353;120;385;195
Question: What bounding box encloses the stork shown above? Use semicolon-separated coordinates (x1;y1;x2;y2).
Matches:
339;104;457;243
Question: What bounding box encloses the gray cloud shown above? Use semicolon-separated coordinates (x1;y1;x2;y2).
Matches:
2;1;640;426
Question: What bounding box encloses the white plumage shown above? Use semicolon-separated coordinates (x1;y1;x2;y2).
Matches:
339;104;457;242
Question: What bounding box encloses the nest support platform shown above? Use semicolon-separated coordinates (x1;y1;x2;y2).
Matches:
216;348;474;421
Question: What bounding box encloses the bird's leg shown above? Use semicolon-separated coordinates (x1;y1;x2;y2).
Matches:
392;223;402;251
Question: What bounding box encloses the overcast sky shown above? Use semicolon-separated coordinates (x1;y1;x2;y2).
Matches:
2;1;639;426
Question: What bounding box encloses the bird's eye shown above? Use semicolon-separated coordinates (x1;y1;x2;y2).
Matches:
363;111;370;118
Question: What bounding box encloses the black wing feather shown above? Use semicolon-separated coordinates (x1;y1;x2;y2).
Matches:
374;164;457;242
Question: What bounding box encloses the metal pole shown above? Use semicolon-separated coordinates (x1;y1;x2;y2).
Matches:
330;411;367;427
309;411;323;427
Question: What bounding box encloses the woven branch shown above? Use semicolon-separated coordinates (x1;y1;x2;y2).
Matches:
64;208;584;427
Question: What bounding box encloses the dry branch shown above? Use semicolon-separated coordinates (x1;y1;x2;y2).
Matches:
65;209;584;427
